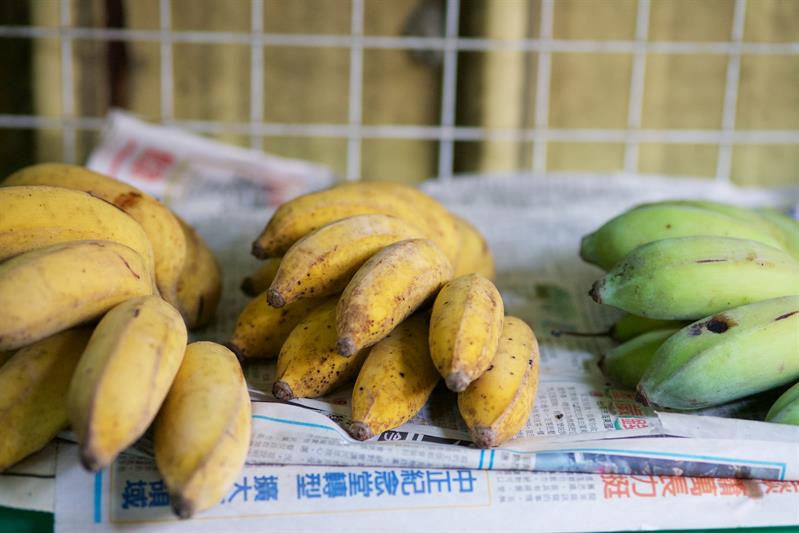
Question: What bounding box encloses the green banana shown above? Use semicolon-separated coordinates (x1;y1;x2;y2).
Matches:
766;382;799;426
755;208;799;261
637;296;799;410
609;314;687;342
580;202;788;270
590;236;799;320
599;329;678;389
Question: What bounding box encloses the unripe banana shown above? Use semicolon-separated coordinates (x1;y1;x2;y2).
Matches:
590;236;799;320
599;328;678;389
766;382;799;426
174;217;222;329
638;296;799;410
457;316;540;448
609;314;688;343
5;163;187;305
337;238;453;356
669;199;788;244
154;342;251;519
451;215;495;280
67;295;187;471
0;328;92;471
0;240;154;351
241;257;282;296
580;202;788;270
0;185;155;276
273;298;369;400
755;208;799;261
350;312;439;440
429;274;504;392
267;214;424;308
252;181;460;263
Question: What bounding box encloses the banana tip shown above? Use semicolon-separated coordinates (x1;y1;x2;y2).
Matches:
336;337;356;356
240;277;256;296
266;289;285;308
635;386;651;407
589;280;603;303
470;427;497;449
251;241;268;260
79;449;103;473
272;380;295;401
445;372;470;393
350;422;373;441
170;494;195;520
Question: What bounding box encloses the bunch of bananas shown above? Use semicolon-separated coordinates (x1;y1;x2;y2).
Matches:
582;200;799;422
231;181;541;448
0;163;250;519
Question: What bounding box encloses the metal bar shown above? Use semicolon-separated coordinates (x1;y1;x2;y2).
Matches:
532;0;553;173
159;0;173;120
346;0;365;180
715;0;747;182
437;0;460;181
59;0;76;163
624;0;651;173
250;0;264;150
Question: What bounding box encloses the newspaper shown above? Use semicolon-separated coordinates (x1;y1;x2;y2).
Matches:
2;112;799;530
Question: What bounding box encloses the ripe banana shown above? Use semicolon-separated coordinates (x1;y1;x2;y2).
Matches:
154;342;251;519
755;208;799;261
429;274;504;392
0;240;154;351
174;217;222;329
609;314;688;342
241;257;282;296
458;316;540;448
590;236;799;320
637;296;799;410
252;181;461;262
599;328;678;390
266;214;424;308
336;238;453;356
67;295;187;471
273;298;369;400
5;163;187;305
0;185;155;276
0;328;92;471
350;312;439;440
580;202;788;270
229;294;331;360
766;382;799;426
451;215;495;279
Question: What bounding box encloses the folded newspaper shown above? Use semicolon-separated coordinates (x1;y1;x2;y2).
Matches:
3;112;798;531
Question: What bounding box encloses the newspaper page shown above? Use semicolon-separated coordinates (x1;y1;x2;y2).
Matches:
2;113;799;529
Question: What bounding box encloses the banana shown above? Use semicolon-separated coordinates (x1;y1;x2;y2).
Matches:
0;185;155;276
241;257;282;296
458;316;540;448
350;312;439;440
273;298;369;400
67;295;187;471
637;296;799;410
766;382;799;426
580;202;788;270
0;351;12;367
173;217;222;329
610;314;688;343
599;328;678;389
0;328;92;471
153;342;251;519
590;236;799;320
266;214;424;308
0;240;154;351
252;181;461;263
452;215;495;279
5;163;187;305
336;238;453;356
755;208;799;261
429;274;504;392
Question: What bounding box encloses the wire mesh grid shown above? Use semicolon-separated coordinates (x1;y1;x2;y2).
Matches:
0;0;797;182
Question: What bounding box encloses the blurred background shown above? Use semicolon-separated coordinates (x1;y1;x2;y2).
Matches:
0;0;796;185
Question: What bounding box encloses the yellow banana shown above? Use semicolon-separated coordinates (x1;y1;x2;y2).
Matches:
337;238;453;356
267;214;423;308
241;257;282;296
273;298;369;400
229;294;330;360
0;328;92;471
0;351;12;367
0;240;154;351
429;274;504;392
5;163;186;305
452;215;495;280
67;295;187;471
0;185;155;276
154;341;251;519
252;181;460;263
350;312;439;440
458;316;540;448
174;217;222;329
